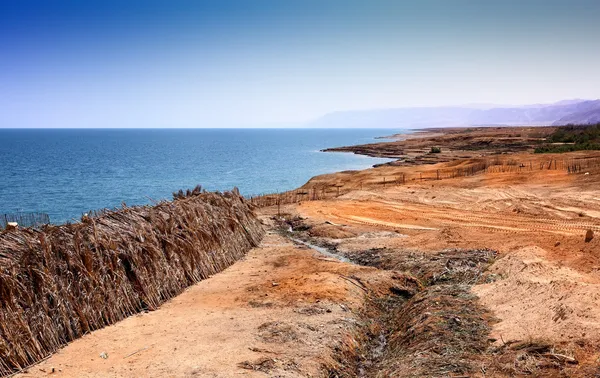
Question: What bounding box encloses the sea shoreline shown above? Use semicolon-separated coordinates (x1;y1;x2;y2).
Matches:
0;128;398;224
320;125;557;165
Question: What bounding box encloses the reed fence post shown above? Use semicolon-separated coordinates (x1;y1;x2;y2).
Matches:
277;193;281;216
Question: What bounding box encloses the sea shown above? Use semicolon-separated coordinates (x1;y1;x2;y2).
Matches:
0;128;403;224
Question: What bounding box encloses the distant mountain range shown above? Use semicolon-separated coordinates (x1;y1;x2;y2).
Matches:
308;99;600;128
551;100;600;125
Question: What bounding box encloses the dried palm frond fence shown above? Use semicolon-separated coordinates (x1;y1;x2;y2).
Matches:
0;189;264;376
0;212;50;230
248;186;353;209
417;156;600;181
249;156;600;209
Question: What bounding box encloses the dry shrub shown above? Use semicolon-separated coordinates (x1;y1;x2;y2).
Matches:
0;190;264;376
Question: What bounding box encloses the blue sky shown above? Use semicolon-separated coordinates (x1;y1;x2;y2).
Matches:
1;0;599;128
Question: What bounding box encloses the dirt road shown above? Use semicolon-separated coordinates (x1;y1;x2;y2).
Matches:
17;227;394;378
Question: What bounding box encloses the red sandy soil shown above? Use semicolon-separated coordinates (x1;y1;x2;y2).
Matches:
293;151;600;374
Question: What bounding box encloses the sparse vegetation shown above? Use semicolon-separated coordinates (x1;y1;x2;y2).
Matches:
535;123;600;153
430;146;441;153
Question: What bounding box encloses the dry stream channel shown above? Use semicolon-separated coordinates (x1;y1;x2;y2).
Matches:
276;215;498;377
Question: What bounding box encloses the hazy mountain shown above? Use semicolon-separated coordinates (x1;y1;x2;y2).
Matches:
551;100;600;125
467;100;600;125
307;99;599;128
552;99;590;106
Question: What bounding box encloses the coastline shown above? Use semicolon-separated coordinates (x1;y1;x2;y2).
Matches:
10;125;600;377
374;129;444;141
321;125;557;166
0;128;397;224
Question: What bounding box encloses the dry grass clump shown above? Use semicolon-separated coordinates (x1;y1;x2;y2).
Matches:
0;189;264;376
258;322;298;343
343;248;496;285
486;339;592;377
387;248;496;285
325;250;496;378
377;284;491;377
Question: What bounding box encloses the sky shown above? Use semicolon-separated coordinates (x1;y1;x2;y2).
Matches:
1;0;599;128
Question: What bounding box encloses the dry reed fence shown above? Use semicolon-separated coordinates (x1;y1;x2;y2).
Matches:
419;155;600;180
377;156;600;183
0;213;50;230
249;156;600;209
249;187;352;208
0;189;264;376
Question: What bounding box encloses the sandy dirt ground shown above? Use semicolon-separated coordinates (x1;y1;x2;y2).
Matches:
292;156;600;374
16;225;396;378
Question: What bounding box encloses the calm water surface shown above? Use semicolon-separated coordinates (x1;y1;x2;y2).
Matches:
0;128;402;223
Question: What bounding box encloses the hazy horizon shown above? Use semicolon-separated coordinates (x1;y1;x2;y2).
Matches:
2;0;600;128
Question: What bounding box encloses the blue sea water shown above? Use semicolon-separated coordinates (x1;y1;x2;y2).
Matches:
0;128;401;224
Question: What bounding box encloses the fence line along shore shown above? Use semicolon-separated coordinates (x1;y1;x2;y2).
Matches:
0;212;50;230
0;187;264;377
248;155;600;208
